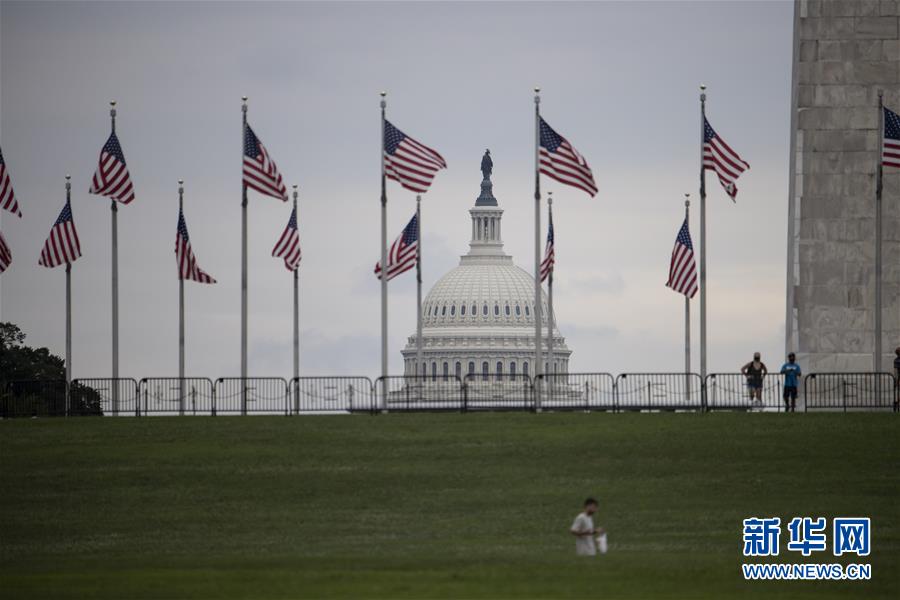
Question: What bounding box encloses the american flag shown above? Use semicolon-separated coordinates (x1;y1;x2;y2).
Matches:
374;213;418;281
384;120;446;194
89;132;135;204
244;124;287;201
540;211;555;283
703;118;749;201
176;208;216;284
539;117;597;197
0;146;22;217
666;217;698;298
0;230;11;273
272;206;301;271
39;200;81;268
883;106;900;169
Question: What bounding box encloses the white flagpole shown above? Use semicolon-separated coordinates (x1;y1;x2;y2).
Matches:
65;175;72;417
292;184;300;414
875;89;884;372
109;101;120;416
533;87;543;412
241;96;248;415
380;91;388;411
547;192;554;383
699;85;708;392
416;194;423;381
178;180;185;417
684;194;692;400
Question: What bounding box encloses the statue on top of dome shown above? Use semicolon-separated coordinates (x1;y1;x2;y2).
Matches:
481;149;493;180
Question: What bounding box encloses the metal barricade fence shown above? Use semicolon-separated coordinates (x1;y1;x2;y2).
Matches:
536;373;616;411
292;376;376;414
139;378;215;416
2;380;69;418
803;372;897;412
377;375;464;412
214;378;289;415
615;373;703;411
463;373;534;412
705;373;785;412
71;378;139;417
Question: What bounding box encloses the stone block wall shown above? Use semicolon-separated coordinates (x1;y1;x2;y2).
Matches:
789;0;900;372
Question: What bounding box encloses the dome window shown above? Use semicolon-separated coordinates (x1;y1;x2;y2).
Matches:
515;305;521;316
525;305;530;316
505;305;510;316
494;304;499;316
472;304;477;316
461;304;466;316
482;304;488;316
450;305;456;316
441;305;447;316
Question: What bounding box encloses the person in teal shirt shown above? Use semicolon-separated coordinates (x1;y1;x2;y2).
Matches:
780;353;801;412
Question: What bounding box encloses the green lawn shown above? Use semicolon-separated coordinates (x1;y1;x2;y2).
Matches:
1;413;898;599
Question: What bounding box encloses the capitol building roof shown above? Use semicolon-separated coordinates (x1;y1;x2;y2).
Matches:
402;151;571;378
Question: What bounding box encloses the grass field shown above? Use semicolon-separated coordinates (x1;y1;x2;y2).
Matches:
1;413;898;599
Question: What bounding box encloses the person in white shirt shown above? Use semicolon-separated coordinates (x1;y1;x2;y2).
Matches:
570;497;605;556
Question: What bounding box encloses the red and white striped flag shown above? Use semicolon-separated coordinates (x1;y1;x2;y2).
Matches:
383;120;446;194
0;146;22;217
176;208;216;284
0;230;11;273
374;213;419;281
539;117;597;197
39;200;81;268
665;217;698;298
883;105;900;169
272;206;301;271
243;124;287;201
703;118;749;201
89;132;135;204
539;211;555;283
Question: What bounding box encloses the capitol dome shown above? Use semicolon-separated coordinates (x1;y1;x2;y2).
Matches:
402;151;571;380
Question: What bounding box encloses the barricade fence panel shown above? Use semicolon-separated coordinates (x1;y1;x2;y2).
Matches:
377;375;464;412
5;372;898;416
615;373;703;411
292;377;376;414
139;378;215;416
536;373;616;411
71;378;139;417
214;378;289;415
705;373;786;412
803;372;897;412
2;380;69;418
463;373;534;412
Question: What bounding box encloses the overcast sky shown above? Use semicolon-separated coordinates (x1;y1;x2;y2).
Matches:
0;0;794;378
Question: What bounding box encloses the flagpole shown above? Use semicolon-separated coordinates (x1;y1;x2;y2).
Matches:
65;175;72;417
241;96;248;415
178;180;185;417
416;194;423;381
547;192;554;385
109;101;119;416
533;87;543;412
874;89;884;372
699;85;708;392
684;194;692;401
292;184;300;414
380;91;388;411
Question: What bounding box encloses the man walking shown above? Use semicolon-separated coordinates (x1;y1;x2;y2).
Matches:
780;353;801;412
570;497;604;556
741;352;768;408
893;347;899;413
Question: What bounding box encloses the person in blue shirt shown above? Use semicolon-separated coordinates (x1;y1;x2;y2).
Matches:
780;353;802;412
